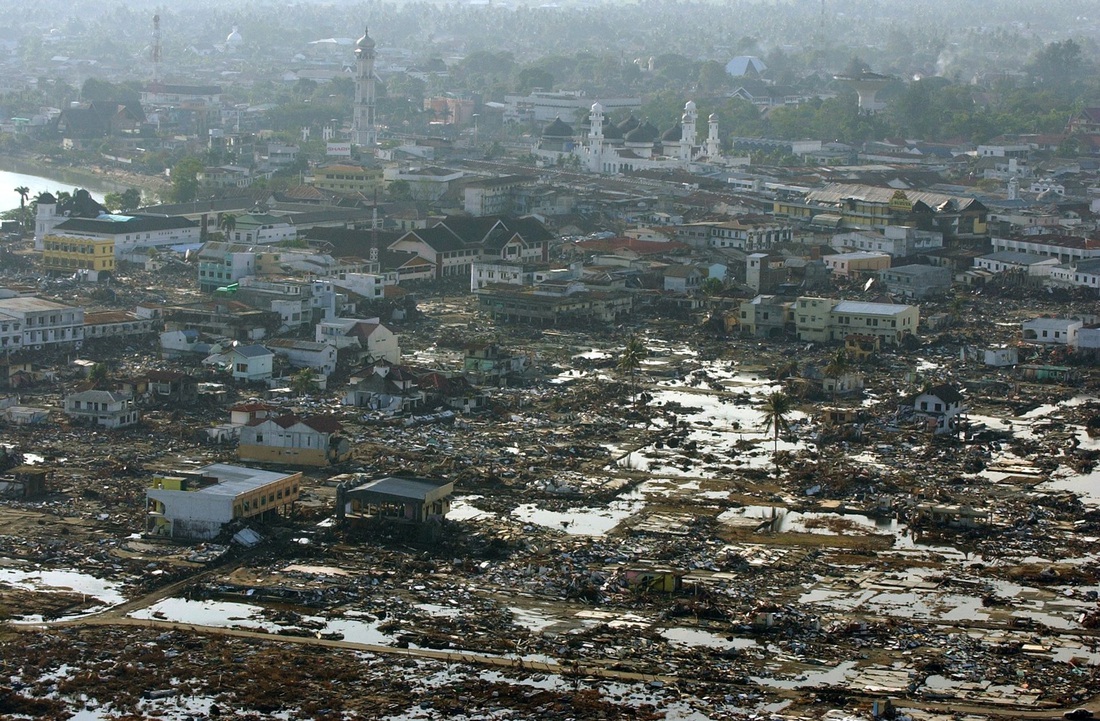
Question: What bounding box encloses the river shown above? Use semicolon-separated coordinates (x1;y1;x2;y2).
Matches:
0;165;123;210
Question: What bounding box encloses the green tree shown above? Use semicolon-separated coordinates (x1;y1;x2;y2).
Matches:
515;67;555;94
170;156;204;203
121;188;142;211
1026;39;1084;89
290;367;316;396
13;186;29;233
88;363;109;387
617;335;648;407
759;391;793;473
386;179;412;201
700;276;724;298
219;213;237;235
823;349;850;399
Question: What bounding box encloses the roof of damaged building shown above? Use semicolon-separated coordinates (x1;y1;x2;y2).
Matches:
345;475;453;502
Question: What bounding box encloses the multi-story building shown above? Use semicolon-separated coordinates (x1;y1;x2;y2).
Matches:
0;297;84;353
676;217;793;251
775;184;988;238
382;166;464;202
197;242;257;292
823;251;891;278
502;90;640;124
831;225;944;258
64;389;140;428
463;176;538;216
389;215;553;280
794;297;918;345
990;234;1100;264
41;235;115;278
48;214;200;258
83;311;157;340
738;295;794;337
146;464;301;540
876;265;952;299
315;317;400;363
238;414;351;467
313;164;379;194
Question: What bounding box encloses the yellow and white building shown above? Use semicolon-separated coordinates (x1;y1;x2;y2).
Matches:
146;463;301;539
42;235;115;278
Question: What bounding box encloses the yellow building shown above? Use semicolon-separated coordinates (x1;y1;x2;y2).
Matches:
42;235;115;276
313;164;381;193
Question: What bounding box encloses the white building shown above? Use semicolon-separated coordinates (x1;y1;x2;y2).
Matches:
147;464;301;540
206;344;274;381
315;317;400;363
973;251;1060;277
832;225;943;257
64;389;140;428
351;26;377;146
536;101;730;175
1021;317;1081;345
0;297;84;353
991;235;1100;264
676;218;793;251
266;339;338;377
47;214;200;257
503;90;639;124
909;384;966;435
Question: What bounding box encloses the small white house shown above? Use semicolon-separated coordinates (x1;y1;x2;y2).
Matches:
1021;317;1082;346
909;384;966;435
207;344;274;381
983;347;1019;367
64;389;140;428
265;339;338;377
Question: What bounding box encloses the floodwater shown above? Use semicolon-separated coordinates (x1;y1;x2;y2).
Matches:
0;566;125;622
511;499;644;536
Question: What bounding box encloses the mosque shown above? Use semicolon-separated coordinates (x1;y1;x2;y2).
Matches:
533;100;731;175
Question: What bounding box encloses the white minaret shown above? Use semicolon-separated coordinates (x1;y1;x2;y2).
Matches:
587;102;605;173
680;100;697;160
352;26;377;147
34;193;59;251
1007;176;1019;201
705;113;720;158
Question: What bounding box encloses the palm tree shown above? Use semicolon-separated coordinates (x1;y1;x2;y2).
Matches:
617;335;648;407
219;213;237;235
14;186;29;235
290;368;316;396
759;391;793;474
823;349;850;398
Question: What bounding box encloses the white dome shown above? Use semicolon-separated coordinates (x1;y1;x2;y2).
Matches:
709;113;718;122
591;101;604;113
684;100;696;111
226;26;242;43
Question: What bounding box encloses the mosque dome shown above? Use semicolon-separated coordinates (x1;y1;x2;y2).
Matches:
601;119;623;140
226;26;242;44
625;119;659;144
662;123;683;142
356;26;375;50
617;115;639;134
542;117;574;138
